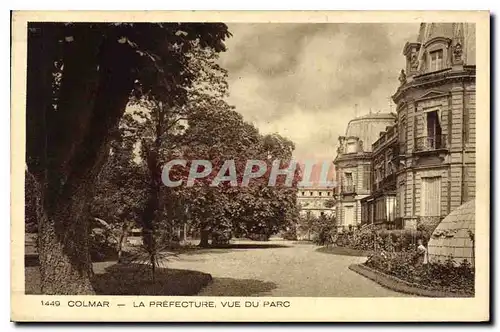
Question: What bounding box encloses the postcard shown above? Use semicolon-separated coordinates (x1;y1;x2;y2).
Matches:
11;10;490;322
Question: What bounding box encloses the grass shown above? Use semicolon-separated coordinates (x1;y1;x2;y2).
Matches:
316;246;372;257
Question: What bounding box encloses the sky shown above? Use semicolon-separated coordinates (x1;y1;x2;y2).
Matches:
218;23;419;169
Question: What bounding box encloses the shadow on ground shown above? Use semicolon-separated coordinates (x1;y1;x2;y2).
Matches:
26;263;213;296
212;243;290;249
92;263;213;295
175;243;290;256
198;277;277;296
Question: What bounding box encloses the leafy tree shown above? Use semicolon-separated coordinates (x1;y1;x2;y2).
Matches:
90;119;148;261
120;41;234;258
179;115;301;244
25;22;229;294
324;199;336;209
311;214;337;246
179;104;262;246
240;134;300;240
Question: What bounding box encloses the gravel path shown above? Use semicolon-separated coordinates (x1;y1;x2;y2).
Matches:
166;239;409;297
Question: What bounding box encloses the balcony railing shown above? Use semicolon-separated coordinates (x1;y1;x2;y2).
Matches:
341;185;356;194
373;173;396;192
414;134;447;152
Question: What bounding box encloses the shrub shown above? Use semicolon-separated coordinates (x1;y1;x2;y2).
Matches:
335;228;425;252
212;230;232;245
311;215;336;246
247;233;270;241
90;230;118;261
281;227;298;241
365;251;474;294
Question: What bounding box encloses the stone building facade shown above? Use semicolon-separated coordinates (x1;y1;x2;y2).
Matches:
360;124;399;229
392;22;476;232
297;186;335;218
360;23;476;232
333;113;396;231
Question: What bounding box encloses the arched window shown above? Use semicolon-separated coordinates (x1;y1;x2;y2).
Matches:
429;49;443;71
423;37;451;73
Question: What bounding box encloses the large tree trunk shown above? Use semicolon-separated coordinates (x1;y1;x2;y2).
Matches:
37;181;95;294
26;24;138;294
199;229;210;247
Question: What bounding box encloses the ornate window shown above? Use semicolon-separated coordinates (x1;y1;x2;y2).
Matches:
423;36;451;73
429;49;444;71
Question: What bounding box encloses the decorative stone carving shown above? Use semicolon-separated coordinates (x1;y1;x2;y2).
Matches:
453;42;463;64
410;52;419;71
403;42;421;75
398;69;407;85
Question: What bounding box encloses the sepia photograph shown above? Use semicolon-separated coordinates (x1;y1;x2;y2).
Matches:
11;11;490;322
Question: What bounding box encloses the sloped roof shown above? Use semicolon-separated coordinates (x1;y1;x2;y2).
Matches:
415;23;476;66
428;199;475;266
344;112;396;152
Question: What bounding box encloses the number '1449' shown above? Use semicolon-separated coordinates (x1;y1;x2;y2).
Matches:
41;301;60;306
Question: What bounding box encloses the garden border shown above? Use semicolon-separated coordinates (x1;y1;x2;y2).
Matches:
349;263;473;298
316;246;372;257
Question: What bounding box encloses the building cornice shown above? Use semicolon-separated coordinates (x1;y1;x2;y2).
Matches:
334;152;372;164
392;66;476;103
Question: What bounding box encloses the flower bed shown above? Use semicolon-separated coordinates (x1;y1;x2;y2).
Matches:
349;264;472;297
334;228;425;252
364;251;474;296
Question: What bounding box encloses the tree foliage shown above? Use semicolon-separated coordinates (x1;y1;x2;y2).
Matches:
25;22;230;294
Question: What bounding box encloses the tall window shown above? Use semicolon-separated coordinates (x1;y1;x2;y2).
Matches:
345;172;353;186
361;203;368;224
362;165;371;190
375;198;385;223
344;205;355;225
386;196;396;222
375;164;383;184
429;50;443;71
426;111;442;149
421;177;441;216
386;151;392;176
